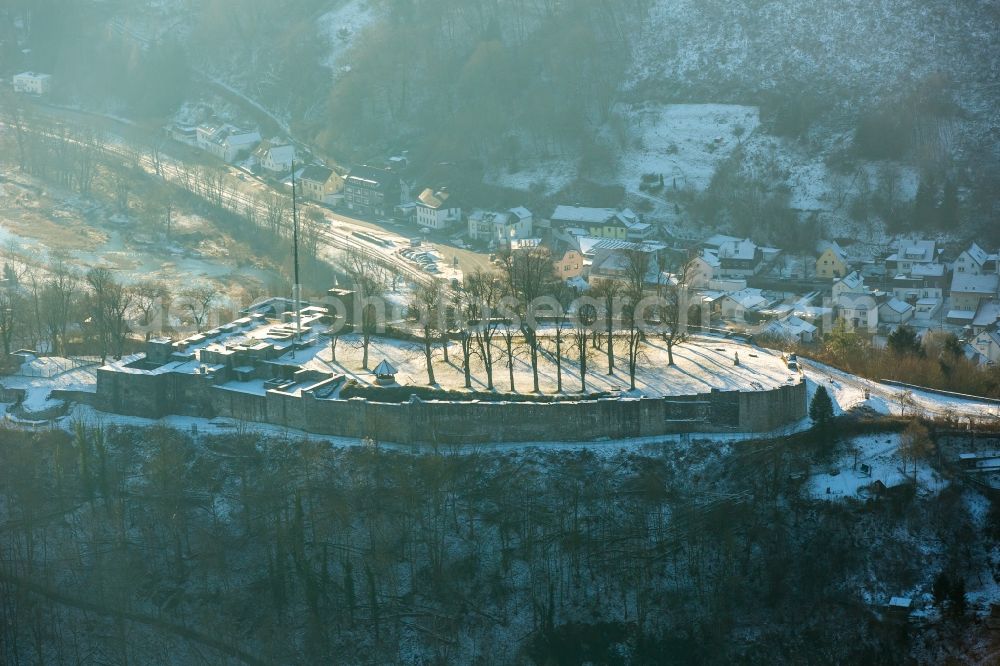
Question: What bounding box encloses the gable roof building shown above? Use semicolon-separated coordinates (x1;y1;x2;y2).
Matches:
550;206;652;240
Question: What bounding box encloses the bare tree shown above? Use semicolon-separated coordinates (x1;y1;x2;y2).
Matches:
40;261;80;355
0;287;23;358
411;282;443;385
86;268;133;361
590;279;622;375
572;296;598;393
464;270;505;391
621;249;654;390
129;280;168;341
343;248;387;369
500;247;553;392
657;259;693;366
180;285;218;333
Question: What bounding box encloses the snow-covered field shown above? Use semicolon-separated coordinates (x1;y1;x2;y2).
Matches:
308;333;799;396
483;156;578;196
616;103;759;193
807;433;948;501
319;0;381;73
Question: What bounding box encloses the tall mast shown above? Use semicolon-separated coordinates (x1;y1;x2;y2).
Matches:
291;158;301;357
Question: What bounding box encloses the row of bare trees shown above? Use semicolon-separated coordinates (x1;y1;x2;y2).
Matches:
0;253;223;362
400;247;694;393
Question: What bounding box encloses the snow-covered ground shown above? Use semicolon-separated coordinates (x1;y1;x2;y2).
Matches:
482;156;578;196
0;358;98;416
616;103;759;193
800;357;1000;423
311;333;799;396
319;0;381;74
807;433;949;501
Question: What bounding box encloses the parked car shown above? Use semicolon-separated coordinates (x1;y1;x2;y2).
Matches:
786;353;798;371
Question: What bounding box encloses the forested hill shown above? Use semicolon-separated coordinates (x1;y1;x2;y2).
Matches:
3;0;998;239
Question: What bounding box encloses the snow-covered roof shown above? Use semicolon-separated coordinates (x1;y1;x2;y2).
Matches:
703;234;742;249
962;242;989;267
263;143;295;163
976;329;1000;348
509;206;532;220
373;359;397;376
889;239;936;263
951;272;999;294
698;249;720;268
551;206;642;229
879;298;913;314
945;309;976;321
723;288;766;310
836;271;864;291
972;300;1000;328
418;188;454;209
718;238;758;261
817;240;847;263
766;315;817;337
888;597;912;609
911;263;945;277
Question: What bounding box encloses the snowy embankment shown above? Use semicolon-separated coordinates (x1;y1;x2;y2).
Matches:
800;357;1000;422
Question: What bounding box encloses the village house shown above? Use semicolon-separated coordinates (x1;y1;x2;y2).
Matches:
687;249;720;288
552;247;585;280
832;271;867;301
892;263;946;311
550;206;652;241
836;292;878;331
971;329;1000;365
950;272;1000;314
971;301;1000;334
298;165;344;205
915;298;942;321
885;239;939;275
816;241;850;279
717;239;765;278
718;288;768;322
196;123;261;163
467;207;534;245
953;242;998;275
343;164;401;218
254;140;296;174
878;297;915;325
763;315;817;343
12;71;52;95
415;187;462;230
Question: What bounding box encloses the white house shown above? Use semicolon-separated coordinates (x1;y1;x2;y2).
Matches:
972;301;1000;334
718;288;767;322
467;207;533;245
971;329;1000;364
687;250;719;288
717;238;765;277
196;124;261;163
954;242;997;275
416;188;462;230
915;297;942;321
878;297;915;325
12;71;52;95
950;272;999;313
832;271;866;301
836;292;878;331
886;239;938;274
255;140;296;174
764;315;817;343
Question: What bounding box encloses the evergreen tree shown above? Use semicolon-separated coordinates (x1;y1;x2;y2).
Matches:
887;325;923;357
809;386;834;428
